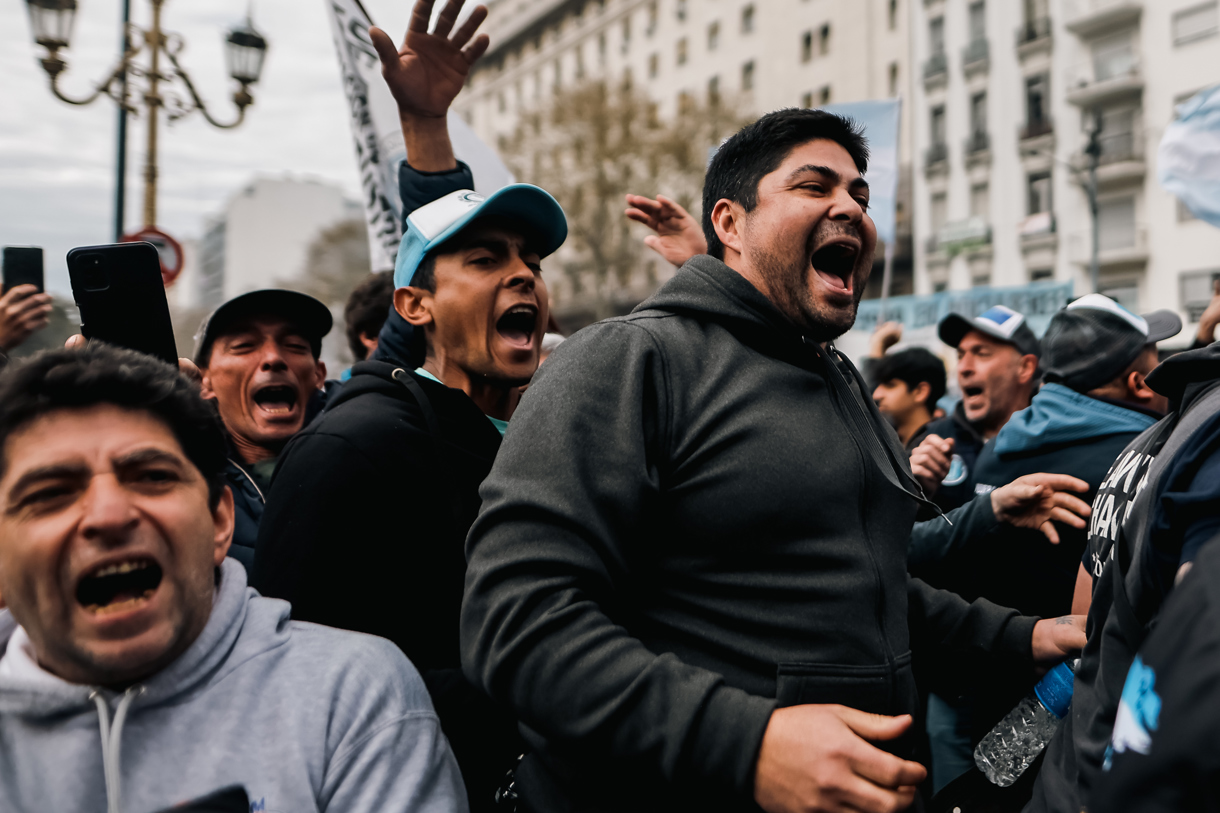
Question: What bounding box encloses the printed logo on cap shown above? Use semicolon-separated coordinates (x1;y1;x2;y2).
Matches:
976;305;1026;339
407;189;488;241
1066;293;1149;336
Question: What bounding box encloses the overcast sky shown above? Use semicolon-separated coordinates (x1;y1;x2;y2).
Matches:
0;0;421;296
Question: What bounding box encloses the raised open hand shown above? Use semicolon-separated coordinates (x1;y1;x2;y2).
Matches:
990;472;1092;545
369;0;490;120
625;194;708;267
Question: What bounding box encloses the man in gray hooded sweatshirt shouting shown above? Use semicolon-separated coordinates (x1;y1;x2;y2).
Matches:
460;108;1090;813
0;344;465;813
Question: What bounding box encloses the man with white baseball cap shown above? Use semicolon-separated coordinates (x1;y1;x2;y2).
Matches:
250;1;565;808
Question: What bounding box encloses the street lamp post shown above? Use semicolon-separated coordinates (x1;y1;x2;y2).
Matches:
1083;111;1103;295
24;0;268;236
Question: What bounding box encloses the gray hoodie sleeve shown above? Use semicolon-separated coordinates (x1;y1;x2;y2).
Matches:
319;637;469;813
461;320;775;801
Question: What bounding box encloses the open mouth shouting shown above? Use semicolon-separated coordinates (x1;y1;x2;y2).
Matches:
251;384;299;420
76;557;163;618
811;238;862;299
495;304;539;352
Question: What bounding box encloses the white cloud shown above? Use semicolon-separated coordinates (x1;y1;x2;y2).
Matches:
0;0;417;295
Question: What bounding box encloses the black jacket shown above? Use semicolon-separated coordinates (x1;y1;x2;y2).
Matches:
460;256;1039;813
222;455;264;570
909;403;987;514
1028;342;1220;813
250;361;520;812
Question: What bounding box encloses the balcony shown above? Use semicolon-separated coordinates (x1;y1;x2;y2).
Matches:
939;217;993;253
1078;128;1146;187
1069;226;1148;267
1016;16;1053;47
923;51;948;85
1065;55;1143;106
962;39;990;73
925;234;942;255
924;141;948;171
1020;117;1055;141
1064;0;1142;39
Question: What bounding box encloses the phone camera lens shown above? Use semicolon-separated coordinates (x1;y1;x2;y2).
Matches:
79;254;109;291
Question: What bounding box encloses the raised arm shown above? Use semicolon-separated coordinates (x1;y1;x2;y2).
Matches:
624;194;708;267
370;0;490;172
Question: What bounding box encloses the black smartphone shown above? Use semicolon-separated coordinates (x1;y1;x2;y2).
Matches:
67;242;178;366
2;246;45;294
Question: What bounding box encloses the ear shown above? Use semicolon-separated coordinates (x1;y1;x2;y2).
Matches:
1017;353;1039;386
394;286;434;329
212;485;235;566
710;199;745;258
912;380;932;406
199;369;216;401
1127;369;1155;404
313;359;327;389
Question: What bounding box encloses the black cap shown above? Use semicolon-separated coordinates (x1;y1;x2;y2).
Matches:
1041;294;1182;393
194;289;333;366
938;305;1041;358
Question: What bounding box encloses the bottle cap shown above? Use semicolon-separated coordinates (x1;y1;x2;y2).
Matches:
1034;660;1075;719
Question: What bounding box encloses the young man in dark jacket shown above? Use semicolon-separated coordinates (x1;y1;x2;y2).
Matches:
193;289;333;568
1027;340;1220;813
251;3;561;808
460;108;1086;813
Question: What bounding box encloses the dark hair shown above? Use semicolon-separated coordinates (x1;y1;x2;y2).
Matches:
873;347;947;408
410;253;439;293
344;271;395;361
701;108;870;260
0;345;228;508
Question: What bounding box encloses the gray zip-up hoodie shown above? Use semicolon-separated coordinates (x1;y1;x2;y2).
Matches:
0;558;468;813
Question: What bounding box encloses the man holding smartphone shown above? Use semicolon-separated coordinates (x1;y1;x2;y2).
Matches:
0;284;53;366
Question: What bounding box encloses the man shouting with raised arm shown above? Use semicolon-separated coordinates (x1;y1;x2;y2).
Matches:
460;109;1087;813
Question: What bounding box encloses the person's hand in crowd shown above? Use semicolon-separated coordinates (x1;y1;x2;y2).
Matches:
65;334;202;383
1031;614;1087;667
1197;278;1220;346
869;321;903;359
370;0;489;121
754;704;926;813
624;194;707;267
0;285;53;351
909;435;954;497
989;473;1092;545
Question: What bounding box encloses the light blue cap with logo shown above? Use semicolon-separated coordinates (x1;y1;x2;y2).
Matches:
393;185;569;288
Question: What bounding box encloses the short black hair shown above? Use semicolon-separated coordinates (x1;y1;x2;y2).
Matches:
344;271;395;361
701;108;870;260
873;347;947;408
0;345;228;508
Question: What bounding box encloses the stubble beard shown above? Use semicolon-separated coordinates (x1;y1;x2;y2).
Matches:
750;223;871;343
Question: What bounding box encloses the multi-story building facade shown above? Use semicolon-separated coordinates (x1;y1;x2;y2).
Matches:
912;0;1220;342
455;0;918;322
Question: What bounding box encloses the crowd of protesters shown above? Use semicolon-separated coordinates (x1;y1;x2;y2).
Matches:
1;1;1219;812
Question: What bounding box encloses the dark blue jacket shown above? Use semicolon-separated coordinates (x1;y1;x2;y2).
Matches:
908;402;986;514
223;456;264;570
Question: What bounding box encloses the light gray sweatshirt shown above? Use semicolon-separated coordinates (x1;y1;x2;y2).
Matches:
0;558;469;813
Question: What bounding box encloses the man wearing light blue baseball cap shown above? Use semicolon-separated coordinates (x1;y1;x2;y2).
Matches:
250;2;566;809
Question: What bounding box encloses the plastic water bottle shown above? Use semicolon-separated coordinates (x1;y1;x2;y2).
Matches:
973;660;1076;787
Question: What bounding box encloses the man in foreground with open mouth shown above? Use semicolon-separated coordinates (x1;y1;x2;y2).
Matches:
0;344;465;812
251;2;562;808
193;289;333;569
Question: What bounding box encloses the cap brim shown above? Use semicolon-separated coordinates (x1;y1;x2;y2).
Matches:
1142;309;1182;343
194;289;333;364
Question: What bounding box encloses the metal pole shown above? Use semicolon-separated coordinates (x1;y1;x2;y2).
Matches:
143;0;165;228
1085;112;1102;295
879;238;895;312
114;0;131;241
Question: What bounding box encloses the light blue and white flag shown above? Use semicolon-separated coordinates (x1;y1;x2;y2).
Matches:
1158;84;1220;229
823;98;901;245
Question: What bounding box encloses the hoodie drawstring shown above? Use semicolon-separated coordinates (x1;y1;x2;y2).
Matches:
90;686;144;813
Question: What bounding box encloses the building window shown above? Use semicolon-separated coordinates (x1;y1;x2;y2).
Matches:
802;91;813;108
1098;197;1137;251
677;37;688;65
1181;269;1220;320
1093;33;1135;82
676;0;688;21
929;16;945;54
934;281;949;293
819;85;831;104
622;17;631;53
709;75;720;104
968;1;986;43
888;62;900;96
1031;268;1054;281
647;1;657;35
889;0;899;30
742;4;755;34
970;183;990;219
599;32;607;64
1098;107;1136;162
819;23;831;55
553;58;562;92
802;30;813;62
1174;2;1218;45
709;21;720;50
1026;74;1049;128
742;60;755;90
576;46;586;78
930;105;946;146
623;67;634;90
1027;171;1052;214
970;91;987;137
678;90;694;113
649;52;659;78
931;192;948;233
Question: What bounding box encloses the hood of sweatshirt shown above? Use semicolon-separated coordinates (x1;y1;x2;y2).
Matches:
993;382;1158;457
371;307;420;368
0;558;281;717
1147;339;1220;410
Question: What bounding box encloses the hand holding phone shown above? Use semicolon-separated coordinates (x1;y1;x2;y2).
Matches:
67;242;178;365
